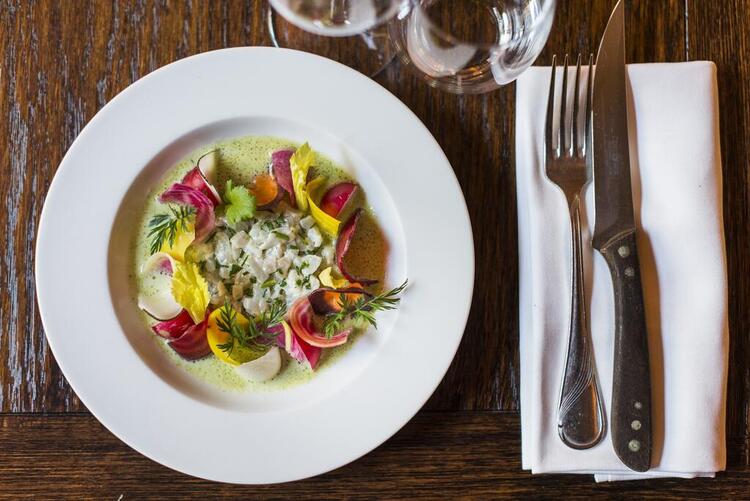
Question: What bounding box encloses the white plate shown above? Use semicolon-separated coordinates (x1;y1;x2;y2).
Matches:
36;47;473;484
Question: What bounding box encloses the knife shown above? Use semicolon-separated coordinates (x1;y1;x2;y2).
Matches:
591;0;652;472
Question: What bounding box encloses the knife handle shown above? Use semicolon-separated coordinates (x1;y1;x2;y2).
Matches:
600;230;652;472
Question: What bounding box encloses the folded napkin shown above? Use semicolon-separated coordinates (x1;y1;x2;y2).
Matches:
516;62;728;481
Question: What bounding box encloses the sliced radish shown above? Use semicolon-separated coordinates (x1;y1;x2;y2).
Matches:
335;209;377;286
159;183;215;243
320;182;358;217
138;252;181;321
289;297;350;348
197;150;219;185
234;346;281;382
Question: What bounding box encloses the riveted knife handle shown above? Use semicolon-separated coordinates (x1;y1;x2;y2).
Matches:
600;230;652;472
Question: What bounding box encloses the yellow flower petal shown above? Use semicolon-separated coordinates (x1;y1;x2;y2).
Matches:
171;261;209;323
290;142;314;212
307;177;341;237
160;221;195;261
319;267;350;289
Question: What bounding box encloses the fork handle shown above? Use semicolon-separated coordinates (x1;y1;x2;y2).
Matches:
557;196;606;449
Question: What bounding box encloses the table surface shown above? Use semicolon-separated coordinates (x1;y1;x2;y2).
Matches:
1;0;748;498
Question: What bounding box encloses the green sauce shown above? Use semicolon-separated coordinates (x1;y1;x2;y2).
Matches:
131;135;386;392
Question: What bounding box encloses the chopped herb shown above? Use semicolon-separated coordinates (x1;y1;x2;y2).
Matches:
229;264;242;276
146;205;195;255
272;230;289;241
322;280;408;338
260;278;276;289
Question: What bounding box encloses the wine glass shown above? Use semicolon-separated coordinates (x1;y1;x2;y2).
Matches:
268;0;407;77
388;0;557;93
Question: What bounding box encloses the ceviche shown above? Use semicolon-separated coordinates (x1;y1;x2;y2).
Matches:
133;136;406;388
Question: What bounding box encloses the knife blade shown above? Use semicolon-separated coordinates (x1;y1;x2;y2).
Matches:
591;0;652;472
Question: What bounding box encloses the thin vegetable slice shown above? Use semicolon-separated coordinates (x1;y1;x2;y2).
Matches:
182;166;221;207
319;266;352;289
271;149;295;207
250;172;282;210
234;346;282;382
168;314;211;360
159;183;215;243
152;309;195;340
276;320;322;369
308;287;370;316
289;297;350;348
137;252;182;321
197;150;219;185
335;209;377;286
320;182;358;217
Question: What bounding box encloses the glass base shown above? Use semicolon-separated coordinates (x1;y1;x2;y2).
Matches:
267;10;395;78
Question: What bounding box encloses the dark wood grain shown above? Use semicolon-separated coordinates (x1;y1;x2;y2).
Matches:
0;0;748;496
0;412;747;499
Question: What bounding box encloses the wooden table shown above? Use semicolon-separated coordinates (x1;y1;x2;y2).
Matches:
1;0;748;498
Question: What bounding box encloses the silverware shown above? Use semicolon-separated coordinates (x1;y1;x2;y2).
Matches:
544;53;606;450
591;0;652;472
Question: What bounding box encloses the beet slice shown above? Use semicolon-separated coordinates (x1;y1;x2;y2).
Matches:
271;149;295;208
320;182;358;217
289;298;350;348
168;315;211;360
181;166;221;207
152;309;194;340
274;321;322;370
159;183;215;243
335;209;378;286
308;287;371;316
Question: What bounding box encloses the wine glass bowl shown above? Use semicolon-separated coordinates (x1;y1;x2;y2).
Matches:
388;0;557;93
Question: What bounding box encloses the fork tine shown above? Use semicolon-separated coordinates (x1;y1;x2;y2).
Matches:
571;54;582;157
545;54;557;159
558;54;569;156
583;53;594;156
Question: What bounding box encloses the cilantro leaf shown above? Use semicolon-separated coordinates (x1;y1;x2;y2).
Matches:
223;179;256;225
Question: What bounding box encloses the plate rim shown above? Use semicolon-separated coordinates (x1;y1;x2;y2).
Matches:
35;46;474;484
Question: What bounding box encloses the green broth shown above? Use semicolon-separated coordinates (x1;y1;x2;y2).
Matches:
132;135;385;392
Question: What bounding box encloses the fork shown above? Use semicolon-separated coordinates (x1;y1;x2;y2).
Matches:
544;54;606;449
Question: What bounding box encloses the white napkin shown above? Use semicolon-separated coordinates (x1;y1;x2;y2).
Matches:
516;62;728;481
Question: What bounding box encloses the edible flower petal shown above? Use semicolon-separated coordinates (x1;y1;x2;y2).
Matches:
319;266;351;289
290;142;314;212
223;179;256;225
335;209;378;286
307;177;341;237
159;183;216;244
171;261;210;323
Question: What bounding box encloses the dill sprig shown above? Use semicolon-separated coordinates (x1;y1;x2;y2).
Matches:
216;299;287;355
146;205;195;255
322;280;408;339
